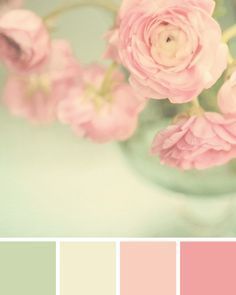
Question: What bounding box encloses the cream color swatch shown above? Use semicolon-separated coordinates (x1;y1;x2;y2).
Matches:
61;243;116;295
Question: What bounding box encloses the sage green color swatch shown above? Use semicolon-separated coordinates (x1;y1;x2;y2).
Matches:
0;243;56;295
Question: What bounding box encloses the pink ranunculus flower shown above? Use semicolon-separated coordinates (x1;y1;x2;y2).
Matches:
57;64;146;143
3;40;81;123
105;0;228;103
151;112;236;170
218;71;236;115
0;9;50;73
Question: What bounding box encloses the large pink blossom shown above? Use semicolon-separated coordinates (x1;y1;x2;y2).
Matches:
151;112;236;170
105;0;228;103
0;9;50;73
3;40;80;123
218;71;236;115
57;64;145;143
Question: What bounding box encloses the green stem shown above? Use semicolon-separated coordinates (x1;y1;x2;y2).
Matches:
43;0;118;23
192;98;201;109
223;24;236;44
99;62;117;96
223;24;236;64
190;98;204;115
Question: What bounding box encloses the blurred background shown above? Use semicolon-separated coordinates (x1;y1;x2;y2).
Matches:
0;0;236;237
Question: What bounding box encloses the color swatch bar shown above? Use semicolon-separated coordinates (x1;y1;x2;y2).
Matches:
1;240;236;295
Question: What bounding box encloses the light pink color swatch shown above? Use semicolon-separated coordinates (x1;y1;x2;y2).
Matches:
120;242;176;295
181;242;236;295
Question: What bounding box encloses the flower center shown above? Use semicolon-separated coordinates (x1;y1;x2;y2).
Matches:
84;84;113;109
150;23;190;67
162;32;177;47
26;74;51;97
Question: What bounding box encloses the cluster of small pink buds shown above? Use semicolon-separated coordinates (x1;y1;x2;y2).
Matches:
0;3;144;143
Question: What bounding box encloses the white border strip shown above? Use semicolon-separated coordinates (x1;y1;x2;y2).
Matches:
0;237;236;242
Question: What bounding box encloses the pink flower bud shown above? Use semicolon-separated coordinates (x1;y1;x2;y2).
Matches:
0;9;50;73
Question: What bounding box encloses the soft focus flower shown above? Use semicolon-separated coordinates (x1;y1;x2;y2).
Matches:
218;71;236;115
3;40;80;123
151;112;236;170
105;0;228;103
0;9;50;73
57;64;145;143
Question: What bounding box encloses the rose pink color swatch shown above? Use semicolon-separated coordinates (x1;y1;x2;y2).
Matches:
120;242;176;295
181;242;236;295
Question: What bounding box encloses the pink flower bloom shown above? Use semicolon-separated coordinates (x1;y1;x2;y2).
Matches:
57;64;145;143
105;0;228;103
0;9;50;73
218;71;236;115
3;40;81;123
151;112;236;170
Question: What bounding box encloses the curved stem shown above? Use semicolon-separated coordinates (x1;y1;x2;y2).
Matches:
99;62;117;95
223;24;236;44
223;25;236;64
192;98;201;109
189;97;204;116
227;53;234;65
44;0;118;23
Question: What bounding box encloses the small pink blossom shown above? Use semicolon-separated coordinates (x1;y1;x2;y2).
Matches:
3;40;81;123
0;9;50;73
218;71;236;115
57;64;145;143
105;0;228;103
151;112;236;170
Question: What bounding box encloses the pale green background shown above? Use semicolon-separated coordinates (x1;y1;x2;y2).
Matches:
0;1;236;237
0;243;55;295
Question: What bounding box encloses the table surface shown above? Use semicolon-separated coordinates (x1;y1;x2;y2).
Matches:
0;0;236;237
